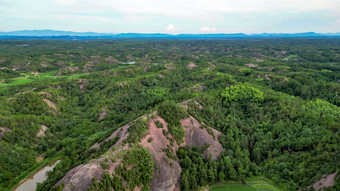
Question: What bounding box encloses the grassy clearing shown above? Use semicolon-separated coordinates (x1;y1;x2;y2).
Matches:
282;54;298;61
0;77;34;88
209;177;281;191
210;185;257;191
38;70;58;77
0;65;130;92
247;177;281;191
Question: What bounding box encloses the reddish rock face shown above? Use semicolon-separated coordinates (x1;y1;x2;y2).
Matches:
141;116;182;191
309;172;337;191
56;110;223;191
180;116;223;160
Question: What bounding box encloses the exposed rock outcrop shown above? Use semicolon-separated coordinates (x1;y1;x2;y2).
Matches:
56;101;223;191
308;172;337;191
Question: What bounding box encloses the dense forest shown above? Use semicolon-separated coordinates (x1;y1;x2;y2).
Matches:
0;38;339;191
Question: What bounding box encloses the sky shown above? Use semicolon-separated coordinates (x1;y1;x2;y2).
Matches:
0;0;340;34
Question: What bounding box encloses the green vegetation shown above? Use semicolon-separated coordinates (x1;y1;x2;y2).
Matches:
89;147;155;191
155;120;163;128
282;54;298;61
158;100;188;144
210;185;256;191
0;39;339;191
209;177;280;191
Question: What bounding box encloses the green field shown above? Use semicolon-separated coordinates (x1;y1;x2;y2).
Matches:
247;178;281;191
209;177;281;191
0;71;87;92
282;54;298;61
210;185;257;191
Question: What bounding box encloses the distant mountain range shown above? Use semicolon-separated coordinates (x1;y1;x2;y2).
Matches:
1;30;340;39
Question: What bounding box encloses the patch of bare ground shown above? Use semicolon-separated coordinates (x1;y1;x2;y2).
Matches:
180;116;223;160
98;108;108;121
257;74;272;81
190;84;205;92
37;125;48;137
68;67;79;72
187;62;197;68
140;116;181;191
15;88;37;95
78;79;88;90
36;154;44;162
208;64;215;70
0;127;10;139
246;63;258;68
90;114;147;151
181;99;203;110
40;63;48;67
39;92;52;97
308;172;337;191
43;98;58;111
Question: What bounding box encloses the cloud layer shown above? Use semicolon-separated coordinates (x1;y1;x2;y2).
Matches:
0;0;339;33
166;24;176;32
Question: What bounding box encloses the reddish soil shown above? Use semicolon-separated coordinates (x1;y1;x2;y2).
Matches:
69;67;79;72
98;108;107;121
43;98;58;111
187;62;197;68
37;125;48;137
39;92;52;97
36;154;44;162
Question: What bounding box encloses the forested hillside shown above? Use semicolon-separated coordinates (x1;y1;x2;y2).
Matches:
0;38;339;191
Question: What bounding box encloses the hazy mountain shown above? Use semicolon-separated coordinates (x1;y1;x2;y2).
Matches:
0;30;340;38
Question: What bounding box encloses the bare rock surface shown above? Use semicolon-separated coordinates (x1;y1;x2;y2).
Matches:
56;162;103;191
309;172;337;191
141;116;181;191
98;108;107;121
180;116;223;160
56;106;223;191
43;98;58;111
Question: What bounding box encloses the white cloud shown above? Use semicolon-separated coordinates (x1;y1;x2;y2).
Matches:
200;26;216;33
52;0;340;19
1;0;340;32
166;24;176;32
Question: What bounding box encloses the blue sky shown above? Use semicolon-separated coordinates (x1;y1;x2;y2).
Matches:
0;0;339;34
